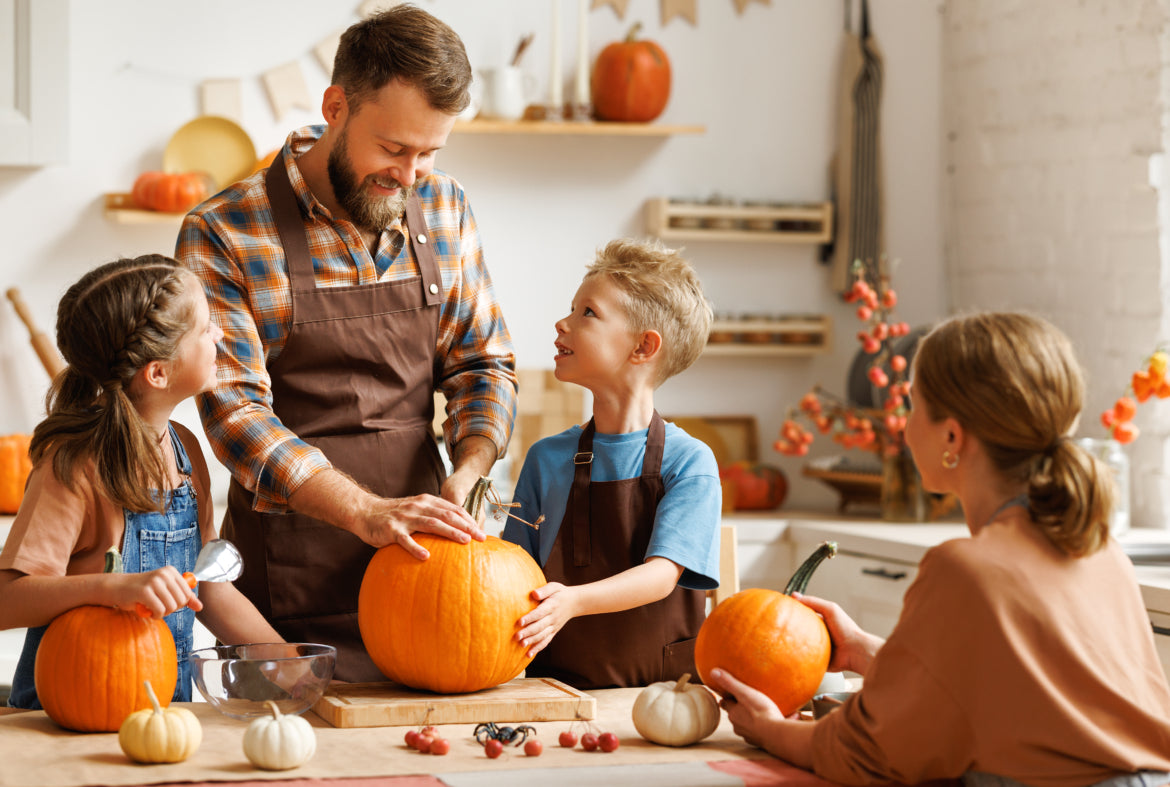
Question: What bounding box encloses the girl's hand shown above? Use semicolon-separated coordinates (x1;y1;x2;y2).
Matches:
514;582;578;658
706;668;789;748
117;567;202;618
792;591;883;676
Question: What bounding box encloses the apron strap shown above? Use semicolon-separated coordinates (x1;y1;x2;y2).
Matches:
569;413;667;568
404;194;444;307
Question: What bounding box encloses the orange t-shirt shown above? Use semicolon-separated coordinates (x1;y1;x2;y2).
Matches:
811;509;1170;787
0;422;216;581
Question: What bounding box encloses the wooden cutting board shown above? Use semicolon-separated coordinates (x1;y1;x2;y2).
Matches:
312;677;595;728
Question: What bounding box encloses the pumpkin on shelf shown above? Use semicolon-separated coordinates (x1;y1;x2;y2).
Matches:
590;22;672;123
358;532;546;694
719;461;788;510
694;541;837;716
0;433;32;514
130;171;211;213
35;548;179;732
118;680;202;764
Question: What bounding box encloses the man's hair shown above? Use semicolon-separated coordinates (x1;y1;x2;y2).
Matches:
585;239;712;386
332;3;472;114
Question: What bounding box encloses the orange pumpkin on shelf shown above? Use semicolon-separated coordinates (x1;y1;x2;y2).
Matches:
694;542;837;716
251;149;280;174
0;433;32;514
35;549;179;732
130;171;211;213
358;533;546;694
719;461;788;510
590;22;672;123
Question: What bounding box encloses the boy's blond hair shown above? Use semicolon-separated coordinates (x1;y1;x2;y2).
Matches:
585;238;712;386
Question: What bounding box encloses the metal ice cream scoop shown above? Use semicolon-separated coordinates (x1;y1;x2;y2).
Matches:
135;539;243;617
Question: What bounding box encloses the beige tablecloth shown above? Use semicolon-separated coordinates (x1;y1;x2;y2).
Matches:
0;688;793;787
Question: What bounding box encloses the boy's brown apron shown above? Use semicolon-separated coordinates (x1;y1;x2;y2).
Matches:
221;151;446;682
525;412;705;689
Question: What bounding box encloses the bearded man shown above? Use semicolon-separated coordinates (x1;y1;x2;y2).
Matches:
176;4;517;682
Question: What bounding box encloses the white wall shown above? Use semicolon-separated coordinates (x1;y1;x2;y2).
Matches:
0;0;945;512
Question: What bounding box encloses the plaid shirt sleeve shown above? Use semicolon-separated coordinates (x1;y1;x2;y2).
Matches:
176;129;516;513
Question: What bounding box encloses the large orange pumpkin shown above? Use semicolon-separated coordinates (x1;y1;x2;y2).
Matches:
131;171;210;213
0;433;32;514
34;548;178;732
358;534;546;694
590;22;672;123
694;542;837;716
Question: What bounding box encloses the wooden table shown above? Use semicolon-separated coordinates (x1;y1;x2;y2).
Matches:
0;689;837;787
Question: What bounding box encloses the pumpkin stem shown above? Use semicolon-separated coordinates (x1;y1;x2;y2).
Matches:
625;21;643;42
783;541;837;596
265;700;282;719
143;680;162;715
465;476;544;530
104;546;123;575
674;673;692;691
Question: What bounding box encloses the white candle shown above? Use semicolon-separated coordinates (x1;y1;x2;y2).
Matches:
550;0;563;109
574;0;589;105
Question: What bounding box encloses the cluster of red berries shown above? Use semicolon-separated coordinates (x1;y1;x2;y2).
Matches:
482;736;543;759
1101;350;1170;444
844;276;911;358
557;726;620;752
404;726;451;756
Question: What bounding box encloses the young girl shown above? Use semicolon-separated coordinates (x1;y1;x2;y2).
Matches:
709;312;1170;787
0;254;282;708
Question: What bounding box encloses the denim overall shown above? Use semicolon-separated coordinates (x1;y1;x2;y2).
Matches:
7;424;201;708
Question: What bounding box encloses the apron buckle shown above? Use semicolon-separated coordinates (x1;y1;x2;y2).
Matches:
573;451;593;465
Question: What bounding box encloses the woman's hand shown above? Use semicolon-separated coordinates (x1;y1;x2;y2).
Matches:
705;668;815;767
792;592;883;676
514;582;579;658
117;567;202;618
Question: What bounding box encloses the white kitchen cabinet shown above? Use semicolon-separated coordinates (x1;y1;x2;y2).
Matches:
0;0;68;166
1149;609;1170;680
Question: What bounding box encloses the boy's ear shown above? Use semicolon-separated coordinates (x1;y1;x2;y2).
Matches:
630;330;663;366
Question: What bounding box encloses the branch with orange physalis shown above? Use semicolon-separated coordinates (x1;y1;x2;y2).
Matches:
1102;349;1170;444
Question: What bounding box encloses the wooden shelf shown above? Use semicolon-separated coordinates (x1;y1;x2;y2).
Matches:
453;119;704;137
704;316;831;357
103;193;185;224
645;197;833;243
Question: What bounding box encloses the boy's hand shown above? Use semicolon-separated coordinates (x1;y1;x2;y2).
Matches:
117;567;203;618
515;582;578;658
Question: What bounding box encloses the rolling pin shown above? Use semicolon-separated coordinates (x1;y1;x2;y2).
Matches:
5;287;65;380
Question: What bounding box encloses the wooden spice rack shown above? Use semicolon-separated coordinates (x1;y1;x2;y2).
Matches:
645;197;833;243
705;315;831;357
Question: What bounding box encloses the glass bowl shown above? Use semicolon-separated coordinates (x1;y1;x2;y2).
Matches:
189;643;336;719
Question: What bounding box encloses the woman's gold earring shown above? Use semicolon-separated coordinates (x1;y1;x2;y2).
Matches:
942;450;959;469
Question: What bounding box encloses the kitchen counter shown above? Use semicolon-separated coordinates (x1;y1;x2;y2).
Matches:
0;688;840;787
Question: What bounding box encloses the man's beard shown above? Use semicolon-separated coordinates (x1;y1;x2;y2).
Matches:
326;126;411;233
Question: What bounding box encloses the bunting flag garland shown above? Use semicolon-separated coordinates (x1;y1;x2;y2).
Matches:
591;0;630;18
314;32;343;75
732;0;771;13
200;79;243;123
262;61;314;121
659;0;697;26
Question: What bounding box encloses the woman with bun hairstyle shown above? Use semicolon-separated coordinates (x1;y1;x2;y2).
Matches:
709;312;1170;787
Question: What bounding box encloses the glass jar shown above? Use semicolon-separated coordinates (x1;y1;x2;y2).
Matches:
1075;437;1131;537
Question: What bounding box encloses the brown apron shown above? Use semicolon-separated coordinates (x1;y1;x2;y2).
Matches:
525;412;705;689
221;151;446;682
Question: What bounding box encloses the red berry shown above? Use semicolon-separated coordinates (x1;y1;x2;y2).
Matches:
856;305;873;321
485;739;504;759
405;730;419;748
890;354;907;372
430;738;450;756
420;725;439;737
415;734;434;753
559;731;578;748
1113;421;1139;444
581;732;599;751
524;739;543;757
598;732;620;752
1114;396;1138;422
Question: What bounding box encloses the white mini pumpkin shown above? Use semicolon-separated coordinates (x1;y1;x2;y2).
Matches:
118;680;202;763
243;701;317;770
632;672;720;746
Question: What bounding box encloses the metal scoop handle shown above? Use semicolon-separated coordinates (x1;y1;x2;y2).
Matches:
135;539;243;617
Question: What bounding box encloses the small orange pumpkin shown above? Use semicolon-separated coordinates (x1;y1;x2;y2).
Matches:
590;22;672;123
694;542;836;716
131;171;211;213
0;434;32;514
358;534;546;694
251;149;280;175
719;461;788;510
35;549;178;732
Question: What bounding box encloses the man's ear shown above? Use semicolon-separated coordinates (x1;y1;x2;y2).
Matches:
321;85;348;127
630;330;663;366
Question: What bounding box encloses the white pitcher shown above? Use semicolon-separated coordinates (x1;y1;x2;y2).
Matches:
478;66;534;121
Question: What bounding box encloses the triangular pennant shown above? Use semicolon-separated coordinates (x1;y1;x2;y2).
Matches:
314;31;343;75
732;0;771;13
591;0;630;18
660;0;697;26
200;79;243;124
262;61;313;121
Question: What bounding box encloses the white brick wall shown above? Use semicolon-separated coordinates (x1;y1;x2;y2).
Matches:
942;0;1169;528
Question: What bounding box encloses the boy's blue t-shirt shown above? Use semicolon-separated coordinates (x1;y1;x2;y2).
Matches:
502;421;722;590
